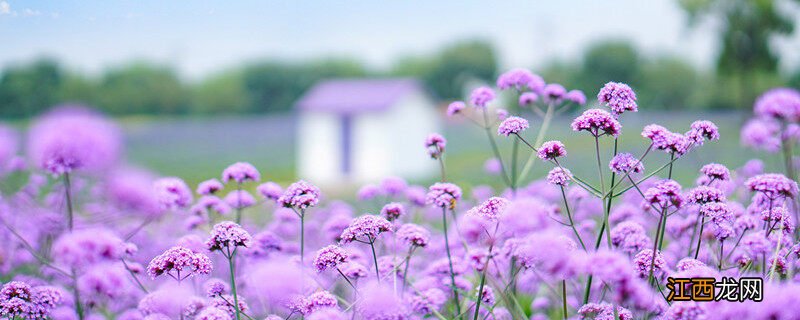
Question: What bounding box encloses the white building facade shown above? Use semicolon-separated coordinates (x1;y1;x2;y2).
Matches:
296;78;440;186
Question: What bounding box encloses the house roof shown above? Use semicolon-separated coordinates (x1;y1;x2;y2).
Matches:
296;78;426;113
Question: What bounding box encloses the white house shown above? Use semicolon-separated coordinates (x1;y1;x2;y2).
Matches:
296;78;440;185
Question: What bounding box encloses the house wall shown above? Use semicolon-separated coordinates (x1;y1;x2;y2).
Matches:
352;91;439;183
297;112;342;185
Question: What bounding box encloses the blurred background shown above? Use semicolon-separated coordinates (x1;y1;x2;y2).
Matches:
1;0;798;190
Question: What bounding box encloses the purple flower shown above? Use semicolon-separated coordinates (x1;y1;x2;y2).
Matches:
745;173;799;200
447;101;465;117
339;215;393;243
537;140;567;160
357;184;382;201
497;116;529;136
610;221;650;255
52;228;126;268
519;92;538;106
380;202;405;221
754;87;800;122
408;288;446;315
196;307;231;320
642;124;691;155
741;119;782;153
643;179;684;209
223;190;256;209
206;221;253;253
356;283;409;320
577;303;633;320
425;133;446;158
277;180;321;209
340;262;368;280
380;176;408;196
396;223;430;248
154;177;193;210
597;82;638;116
304;291;339;315
496;68;541;91
256;181;283;201
470;86;495;108
483;158;502;175
27;105;121;176
609;153;644;174
543;83;567;103
700;163;730;181
0;124;18;170
571;109;621;137
313;245;349;273
0;281;63;319
197;179;224;195
194;195;232;216
699;202;732;224
546;167;573;186
632;249;666;279
496;108;509;121
147;246;212;280
685;186;726;204
686;120;720;145
468;196;509;221
426;182;462;209
565;90;587;105
662;301;705;320
221;162;260;184
205;279;228;297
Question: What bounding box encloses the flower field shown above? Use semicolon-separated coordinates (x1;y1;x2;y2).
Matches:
0;68;799;320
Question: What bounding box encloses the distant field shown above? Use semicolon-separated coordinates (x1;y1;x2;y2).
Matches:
121;111;780;195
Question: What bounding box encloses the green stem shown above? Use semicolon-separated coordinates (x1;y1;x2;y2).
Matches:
300;209;305;265
473;244;494;320
369;240;381;282
562;280;568;320
560;186;586;251
64;172;74;231
402;246;414;294
518;102;554;182
442;207;462;318
511;138;519;193
483;109;512;187
694;216;706;259
227;249;242;320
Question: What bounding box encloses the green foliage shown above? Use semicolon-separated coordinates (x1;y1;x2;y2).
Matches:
392;40;497;99
98;62;188;115
679;0;799;108
0;58;64;117
579;40;641;90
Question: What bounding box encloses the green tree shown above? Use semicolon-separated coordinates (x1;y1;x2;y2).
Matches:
638;57;700;110
680;0;799;108
242;59;367;113
0;58;64;118
579;40;641;91
393;40;497;99
191;70;248;114
98;62;188;115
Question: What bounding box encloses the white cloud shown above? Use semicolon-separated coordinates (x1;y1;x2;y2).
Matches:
0;1;11;15
22;8;40;16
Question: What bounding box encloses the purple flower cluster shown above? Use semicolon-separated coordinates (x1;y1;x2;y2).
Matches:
745;173;798;200
0;281;63;319
147;246;213;280
221;162;261;184
277;180;321;209
546;167;573;186
424;133;446;158
571;109;621;137
497;116;529;136
206;221;253;253
597;82;638;116
426;182;462;209
609;152;644;174
467;196;509;221
643;179;684;209
339;215;393;243
537;140;567;160
469;86;495;108
313;245;349;273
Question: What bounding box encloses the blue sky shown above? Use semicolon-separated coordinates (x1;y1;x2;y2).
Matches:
1;0;798;79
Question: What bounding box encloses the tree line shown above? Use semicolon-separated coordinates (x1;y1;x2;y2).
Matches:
0;38;797;118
